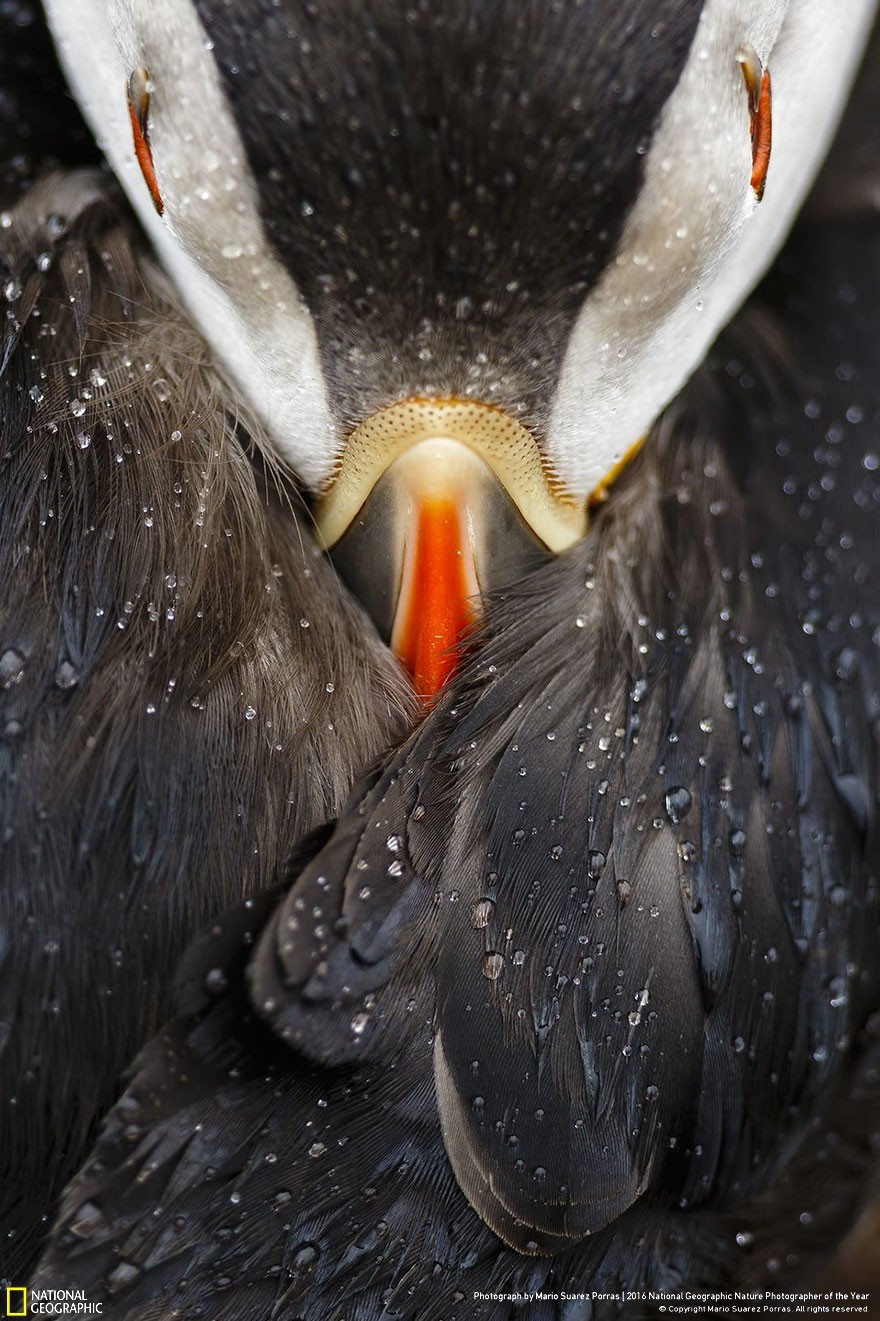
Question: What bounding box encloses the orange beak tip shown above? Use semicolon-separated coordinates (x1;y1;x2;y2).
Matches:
392;496;476;701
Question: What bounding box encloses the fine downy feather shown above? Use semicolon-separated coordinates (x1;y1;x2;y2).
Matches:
0;174;416;1276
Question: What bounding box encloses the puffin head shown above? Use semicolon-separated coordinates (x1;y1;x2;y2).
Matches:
45;0;876;695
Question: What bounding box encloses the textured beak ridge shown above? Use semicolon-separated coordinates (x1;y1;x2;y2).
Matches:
315;399;587;700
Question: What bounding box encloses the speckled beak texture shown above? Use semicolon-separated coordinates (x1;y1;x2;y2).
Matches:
317;398;585;696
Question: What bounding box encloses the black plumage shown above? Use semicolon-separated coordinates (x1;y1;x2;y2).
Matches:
0;174;414;1277
32;65;880;1308
0;1;96;195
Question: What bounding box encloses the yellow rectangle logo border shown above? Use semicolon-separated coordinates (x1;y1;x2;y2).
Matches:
5;1287;27;1318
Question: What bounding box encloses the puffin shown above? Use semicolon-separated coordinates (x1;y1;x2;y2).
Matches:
0;0;877;1310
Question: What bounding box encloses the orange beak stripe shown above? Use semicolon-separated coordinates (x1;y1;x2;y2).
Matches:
749;68;772;202
391;496;475;701
128;73;164;217
738;46;772;204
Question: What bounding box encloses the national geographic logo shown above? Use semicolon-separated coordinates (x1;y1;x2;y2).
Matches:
4;1289;103;1316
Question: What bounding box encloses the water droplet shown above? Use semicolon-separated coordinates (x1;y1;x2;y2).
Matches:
69;1200;105;1239
471;898;495;928
105;1260;141;1294
69;398;86;418
350;1011;369;1035
736;1230;754;1248
482;951;504;981
292;1241;320;1270
0;649;25;688
729;828;746;856
244;705;257;721
587;850;606;879
308;1141;327;1158
55;660;79;690
204;967;228;996
664;786;692;824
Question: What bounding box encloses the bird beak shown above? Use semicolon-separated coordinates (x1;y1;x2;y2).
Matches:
314;399;587;701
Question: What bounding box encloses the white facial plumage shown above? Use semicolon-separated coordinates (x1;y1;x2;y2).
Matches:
45;0;336;488
45;0;878;501
549;0;879;499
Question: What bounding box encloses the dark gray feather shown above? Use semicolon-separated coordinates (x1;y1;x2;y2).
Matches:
0;173;415;1276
